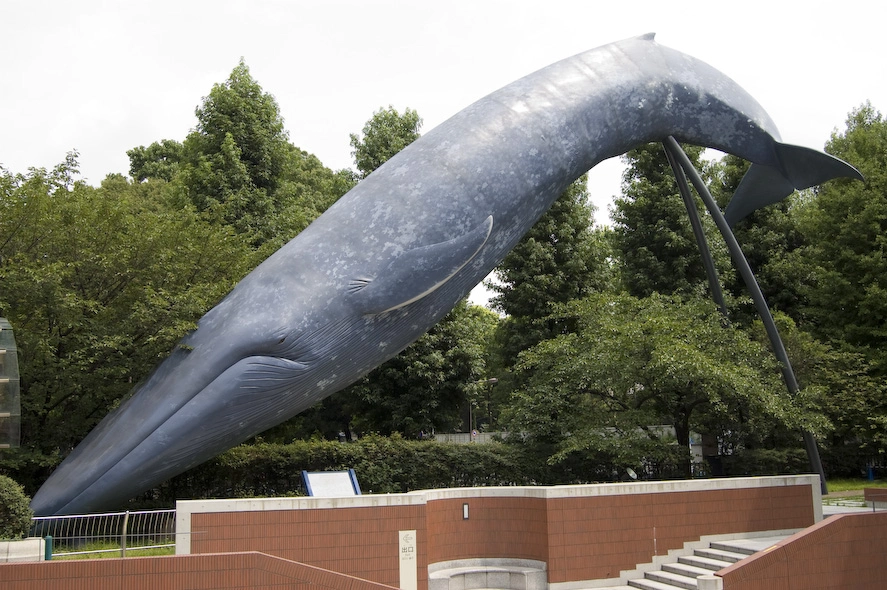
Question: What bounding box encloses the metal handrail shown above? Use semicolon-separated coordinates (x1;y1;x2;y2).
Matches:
31;509;176;559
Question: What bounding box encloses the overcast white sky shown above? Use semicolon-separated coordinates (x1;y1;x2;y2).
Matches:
2;1;885;303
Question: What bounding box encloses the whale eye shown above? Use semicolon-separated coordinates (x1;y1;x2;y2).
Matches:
278;337;286;344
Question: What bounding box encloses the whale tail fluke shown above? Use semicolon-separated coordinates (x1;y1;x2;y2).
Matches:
724;142;863;227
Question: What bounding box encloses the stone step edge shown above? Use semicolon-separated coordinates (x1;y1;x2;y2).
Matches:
549;529;799;590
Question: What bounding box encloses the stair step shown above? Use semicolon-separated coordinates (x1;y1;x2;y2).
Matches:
678;554;732;571
629;577;693;590
662;562;712;579
647;569;698;589
617;533;789;590
709;536;784;556
692;546;747;563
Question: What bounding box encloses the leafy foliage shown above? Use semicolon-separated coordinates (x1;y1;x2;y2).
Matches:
486;176;614;422
613;143;730;298
127;139;184;182
0;475;33;539
0;157;255;490
349;106;422;178
344;302;499;437
490;176;613;358
131;59;354;248
502;293;813;476
153;433;658;504
793;103;887;359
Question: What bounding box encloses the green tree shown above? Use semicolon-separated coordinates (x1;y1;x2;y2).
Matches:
793;103;887;359
490;175;613;359
762;314;886;459
0;157;254;490
127;139;184;182
349;106;422;178
485;176;615;420
156;59;354;247
176;59;290;242
503;293;816;477
345;301;499;437
613;143;729;298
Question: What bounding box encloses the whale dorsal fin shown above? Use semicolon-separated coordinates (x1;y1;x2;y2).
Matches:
724;143;863;227
350;216;493;314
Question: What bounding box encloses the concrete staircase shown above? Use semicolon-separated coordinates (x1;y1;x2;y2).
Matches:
596;534;788;590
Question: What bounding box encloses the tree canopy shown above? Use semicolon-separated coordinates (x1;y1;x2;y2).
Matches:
489;175;613;361
0;157;255;488
503;293;818;477
792;103;887;360
129;59;354;248
613;143;731;299
349;106;422;178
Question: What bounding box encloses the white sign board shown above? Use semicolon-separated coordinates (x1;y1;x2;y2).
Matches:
301;469;361;497
399;529;418;590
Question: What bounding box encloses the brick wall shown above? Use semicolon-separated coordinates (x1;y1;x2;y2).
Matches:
718;510;887;590
189;502;427;589
426;496;549;563
0;551;401;590
1;476;825;590
179;476;819;588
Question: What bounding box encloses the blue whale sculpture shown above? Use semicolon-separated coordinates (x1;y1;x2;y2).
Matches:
31;34;860;515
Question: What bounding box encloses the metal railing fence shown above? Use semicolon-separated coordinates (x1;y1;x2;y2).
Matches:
30;509;175;558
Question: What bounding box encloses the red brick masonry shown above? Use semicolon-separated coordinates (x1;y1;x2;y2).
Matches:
1;476;824;589
179;476;818;587
719;510;887;590
0;551;401;590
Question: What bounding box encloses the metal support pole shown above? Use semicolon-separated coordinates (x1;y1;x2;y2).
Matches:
121;510;130;557
662;136;828;495
663;143;729;318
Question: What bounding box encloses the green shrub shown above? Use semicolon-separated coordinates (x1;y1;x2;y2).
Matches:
137;436;795;508
820;443;879;479
0;475;33;539
720;448;810;477
159;435;536;502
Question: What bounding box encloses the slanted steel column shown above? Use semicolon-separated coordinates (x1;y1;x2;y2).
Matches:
663;136;828;495
663;144;729;318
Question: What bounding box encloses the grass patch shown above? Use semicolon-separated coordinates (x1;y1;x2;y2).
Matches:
51;540;175;560
826;478;887;493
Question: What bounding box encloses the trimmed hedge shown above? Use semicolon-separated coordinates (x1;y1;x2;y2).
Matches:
719;448;810;477
134;436;839;509
140;434;665;506
160;435;537;501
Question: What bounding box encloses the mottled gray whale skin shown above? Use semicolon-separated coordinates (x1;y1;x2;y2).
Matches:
32;34;860;515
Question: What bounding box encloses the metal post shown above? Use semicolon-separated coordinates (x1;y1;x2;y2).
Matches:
663;143;729;318
663;136;828;495
44;535;52;561
120;511;130;557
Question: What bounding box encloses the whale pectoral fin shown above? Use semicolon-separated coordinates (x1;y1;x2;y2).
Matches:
352;215;493;314
725;143;864;227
